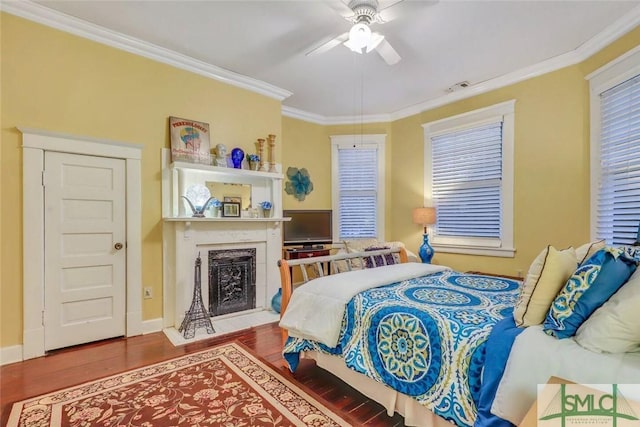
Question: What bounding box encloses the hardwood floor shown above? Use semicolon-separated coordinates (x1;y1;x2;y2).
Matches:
0;322;405;426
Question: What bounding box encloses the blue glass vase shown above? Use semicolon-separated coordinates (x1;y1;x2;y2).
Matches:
231;148;244;169
271;288;282;314
419;233;435;264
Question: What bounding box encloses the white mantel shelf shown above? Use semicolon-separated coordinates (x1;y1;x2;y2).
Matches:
170;160;284;180
163;217;291;222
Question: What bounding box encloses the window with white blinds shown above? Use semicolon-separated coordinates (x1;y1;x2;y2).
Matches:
331;135;385;242
594;72;640;245
432;122;503;239
423;101;515;257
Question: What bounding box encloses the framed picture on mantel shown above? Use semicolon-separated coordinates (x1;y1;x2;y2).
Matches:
169;116;211;164
222;202;241;218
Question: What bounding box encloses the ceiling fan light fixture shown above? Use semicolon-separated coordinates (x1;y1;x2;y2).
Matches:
347;22;371;51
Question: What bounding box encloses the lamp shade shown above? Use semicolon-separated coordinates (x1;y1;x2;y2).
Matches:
412;207;436;225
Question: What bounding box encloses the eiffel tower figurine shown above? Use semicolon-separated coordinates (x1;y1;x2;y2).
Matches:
178;253;215;339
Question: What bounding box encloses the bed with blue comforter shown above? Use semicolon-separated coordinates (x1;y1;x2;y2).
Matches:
281;268;521;427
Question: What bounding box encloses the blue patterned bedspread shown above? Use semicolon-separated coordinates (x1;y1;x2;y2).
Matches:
283;270;521;427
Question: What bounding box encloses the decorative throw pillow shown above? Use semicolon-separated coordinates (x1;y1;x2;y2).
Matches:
622;245;640;262
543;247;638;339
342;239;379;270
575;239;606;265
333;244;351;273
343;238;379;253
364;246;396;268
513;246;577;327
575;267;640;353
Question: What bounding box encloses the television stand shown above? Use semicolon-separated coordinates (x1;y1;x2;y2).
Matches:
284;246;329;259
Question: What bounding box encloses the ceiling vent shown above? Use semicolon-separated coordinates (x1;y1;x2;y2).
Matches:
446;81;471;93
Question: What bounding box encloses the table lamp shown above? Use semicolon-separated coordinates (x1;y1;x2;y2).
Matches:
413;207;436;263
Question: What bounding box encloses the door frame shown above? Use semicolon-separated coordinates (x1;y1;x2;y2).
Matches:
21;128;143;360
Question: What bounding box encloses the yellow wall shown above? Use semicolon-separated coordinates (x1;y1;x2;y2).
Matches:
282;27;640;278
0;14;282;348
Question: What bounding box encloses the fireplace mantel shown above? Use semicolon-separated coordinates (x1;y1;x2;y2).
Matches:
161;149;283;337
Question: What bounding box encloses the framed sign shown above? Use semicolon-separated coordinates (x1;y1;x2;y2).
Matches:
169;116;211;164
221;202;241;217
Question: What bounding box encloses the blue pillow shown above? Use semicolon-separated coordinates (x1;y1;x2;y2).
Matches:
543;247;638;339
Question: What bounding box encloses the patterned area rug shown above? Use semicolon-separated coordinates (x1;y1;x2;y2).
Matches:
7;342;352;426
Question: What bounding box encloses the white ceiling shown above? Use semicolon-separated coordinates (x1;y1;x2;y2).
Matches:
15;1;640;122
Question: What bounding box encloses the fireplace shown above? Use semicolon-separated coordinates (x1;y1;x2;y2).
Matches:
162;218;282;339
208;248;256;316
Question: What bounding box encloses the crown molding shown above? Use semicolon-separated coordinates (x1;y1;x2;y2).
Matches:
281;106;391;125
281;106;327;125
0;0;292;102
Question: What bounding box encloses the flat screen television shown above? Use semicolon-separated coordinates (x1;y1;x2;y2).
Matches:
283;210;332;248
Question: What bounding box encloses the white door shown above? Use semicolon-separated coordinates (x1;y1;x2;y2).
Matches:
44;152;126;351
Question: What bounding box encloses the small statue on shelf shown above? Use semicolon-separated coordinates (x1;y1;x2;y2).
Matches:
231;147;244;169
214;143;227;168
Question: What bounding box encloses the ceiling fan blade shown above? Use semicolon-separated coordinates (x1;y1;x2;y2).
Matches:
305;32;350;56
377;0;438;23
376;0;405;23
325;0;357;20
375;38;401;65
365;32;385;53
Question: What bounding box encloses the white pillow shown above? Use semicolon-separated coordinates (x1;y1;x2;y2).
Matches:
343;238;379;253
575;267;640;353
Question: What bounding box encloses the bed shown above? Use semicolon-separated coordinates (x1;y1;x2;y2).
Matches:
277;246;640;427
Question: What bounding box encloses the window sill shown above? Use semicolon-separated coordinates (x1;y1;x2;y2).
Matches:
432;244;515;258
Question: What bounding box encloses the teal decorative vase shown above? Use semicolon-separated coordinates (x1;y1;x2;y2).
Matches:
419;233;435;263
271;288;282;313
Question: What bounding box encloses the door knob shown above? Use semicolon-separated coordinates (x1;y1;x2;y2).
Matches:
114;242;124;250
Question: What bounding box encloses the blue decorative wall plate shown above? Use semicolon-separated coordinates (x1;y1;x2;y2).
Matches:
285;167;313;201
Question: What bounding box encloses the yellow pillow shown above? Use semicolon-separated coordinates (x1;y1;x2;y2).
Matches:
575;239;606;264
514;245;577;327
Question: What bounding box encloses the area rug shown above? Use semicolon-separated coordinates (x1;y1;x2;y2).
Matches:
7;342;352;426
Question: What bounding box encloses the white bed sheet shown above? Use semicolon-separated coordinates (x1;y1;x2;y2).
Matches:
492;325;640;424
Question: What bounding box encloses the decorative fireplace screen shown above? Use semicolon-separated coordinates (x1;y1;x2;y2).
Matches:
208;248;256;316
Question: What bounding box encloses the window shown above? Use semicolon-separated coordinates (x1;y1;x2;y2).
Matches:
589;47;640;245
423;101;515;257
331;134;385;242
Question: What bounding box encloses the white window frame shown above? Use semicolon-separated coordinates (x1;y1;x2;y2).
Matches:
422;100;515;257
330;134;386;243
588;46;640;242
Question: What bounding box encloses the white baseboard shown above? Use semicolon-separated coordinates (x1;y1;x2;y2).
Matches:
1;318;163;366
142;317;163;335
1;345;24;366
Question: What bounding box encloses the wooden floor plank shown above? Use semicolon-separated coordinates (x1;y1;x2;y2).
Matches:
0;322;402;426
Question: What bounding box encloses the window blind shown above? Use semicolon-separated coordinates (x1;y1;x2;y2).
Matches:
337;147;378;239
596;73;640;245
431;122;503;239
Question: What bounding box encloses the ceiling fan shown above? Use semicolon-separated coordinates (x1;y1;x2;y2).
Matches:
306;0;403;65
